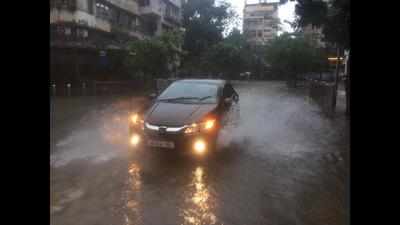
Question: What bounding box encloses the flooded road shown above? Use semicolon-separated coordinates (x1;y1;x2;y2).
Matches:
50;81;349;225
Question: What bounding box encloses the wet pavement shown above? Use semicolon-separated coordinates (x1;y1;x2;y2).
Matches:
50;81;349;225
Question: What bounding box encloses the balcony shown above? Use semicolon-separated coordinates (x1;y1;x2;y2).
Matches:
110;25;145;40
105;0;139;15
163;13;181;25
139;0;162;18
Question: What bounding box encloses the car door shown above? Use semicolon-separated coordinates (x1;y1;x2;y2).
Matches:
220;83;240;128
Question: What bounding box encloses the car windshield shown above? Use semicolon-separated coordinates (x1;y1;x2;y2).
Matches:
158;82;219;104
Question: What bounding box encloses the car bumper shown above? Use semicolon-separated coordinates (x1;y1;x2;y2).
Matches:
129;124;217;153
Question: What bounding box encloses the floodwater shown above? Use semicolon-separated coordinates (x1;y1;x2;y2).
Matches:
50;81;349;225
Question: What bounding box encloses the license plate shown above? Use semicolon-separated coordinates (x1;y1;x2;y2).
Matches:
147;139;175;149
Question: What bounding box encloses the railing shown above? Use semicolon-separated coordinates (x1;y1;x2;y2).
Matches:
50;0;77;11
309;80;336;117
164;13;181;24
50;80;151;97
139;0;162;17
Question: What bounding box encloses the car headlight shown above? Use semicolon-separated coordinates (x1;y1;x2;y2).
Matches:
130;113;144;128
184;123;199;134
184;119;216;134
204;119;215;130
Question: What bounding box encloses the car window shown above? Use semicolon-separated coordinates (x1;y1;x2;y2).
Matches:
223;84;235;98
158;81;219;103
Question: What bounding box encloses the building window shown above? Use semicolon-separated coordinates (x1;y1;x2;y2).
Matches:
96;2;111;20
139;0;150;7
175;7;180;18
127;17;132;29
77;28;89;38
247;30;256;38
56;26;62;34
165;3;180;22
88;0;94;14
110;9;118;24
51;0;76;11
64;27;71;36
118;12;129;28
130;16;140;30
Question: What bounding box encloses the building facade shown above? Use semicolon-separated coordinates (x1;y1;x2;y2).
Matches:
301;24;325;48
243;1;280;46
50;0;183;83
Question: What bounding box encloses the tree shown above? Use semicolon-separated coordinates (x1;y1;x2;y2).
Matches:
158;30;185;76
294;0;350;115
265;33;327;87
125;31;184;78
295;0;349;48
202;42;244;79
182;0;236;71
295;0;328;28
125;39;167;78
223;28;246;47
194;28;257;79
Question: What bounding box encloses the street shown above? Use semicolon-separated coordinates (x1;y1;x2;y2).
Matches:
50;81;349;225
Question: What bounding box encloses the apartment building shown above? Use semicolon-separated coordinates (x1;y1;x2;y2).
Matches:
301;23;325;48
50;0;182;82
243;1;280;46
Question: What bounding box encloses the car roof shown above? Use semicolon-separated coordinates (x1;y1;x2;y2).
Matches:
176;79;226;87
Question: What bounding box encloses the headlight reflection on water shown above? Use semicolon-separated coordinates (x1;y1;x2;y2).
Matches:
193;140;206;155
130;134;140;146
182;167;217;225
124;163;142;225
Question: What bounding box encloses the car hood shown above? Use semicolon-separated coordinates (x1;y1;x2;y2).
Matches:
145;101;218;126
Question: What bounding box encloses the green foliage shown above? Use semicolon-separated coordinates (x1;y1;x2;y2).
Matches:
323;0;350;49
295;0;328;28
181;28;271;79
182;0;236;61
125;31;184;78
223;28;246;47
125;39;167;77
185;28;255;79
203;42;244;78
265;33;328;81
294;0;350;48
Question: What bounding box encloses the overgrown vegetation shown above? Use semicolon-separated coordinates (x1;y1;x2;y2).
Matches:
180;0;237;75
293;0;350;115
123;0;348;87
124;30;184;79
265;33;329;87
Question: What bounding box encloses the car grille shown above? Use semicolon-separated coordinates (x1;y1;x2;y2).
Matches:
144;122;185;139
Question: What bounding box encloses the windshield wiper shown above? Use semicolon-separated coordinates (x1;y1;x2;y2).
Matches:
199;96;214;101
158;97;200;102
158;96;215;102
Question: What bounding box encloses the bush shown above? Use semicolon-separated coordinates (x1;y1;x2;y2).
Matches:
265;33;328;86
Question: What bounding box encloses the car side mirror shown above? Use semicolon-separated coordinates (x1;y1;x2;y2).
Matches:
149;93;157;100
233;94;239;102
